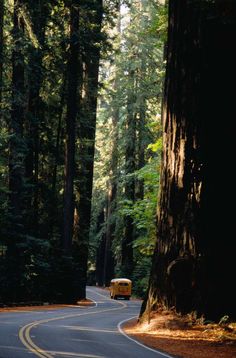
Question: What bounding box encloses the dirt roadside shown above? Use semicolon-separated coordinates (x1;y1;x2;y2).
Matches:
122;309;236;358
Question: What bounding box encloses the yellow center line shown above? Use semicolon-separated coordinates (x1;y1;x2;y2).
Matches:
19;292;127;358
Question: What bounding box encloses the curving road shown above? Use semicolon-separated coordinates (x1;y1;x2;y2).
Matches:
0;286;173;358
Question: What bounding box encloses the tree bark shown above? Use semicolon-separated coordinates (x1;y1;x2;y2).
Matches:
102;11;120;284
50;75;66;238
63;2;80;253
95;208;106;286
75;0;103;298
103;187;115;286
25;0;49;235
121;68;136;278
9;0;25;227
6;0;26;301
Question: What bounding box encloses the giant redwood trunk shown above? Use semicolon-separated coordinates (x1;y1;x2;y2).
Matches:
7;0;26;301
75;0;103;298
63;3;80;252
121;68;136;278
102;109;118;286
25;1;49;235
103;185;115;286
9;0;25;229
95;208;106;286
141;1;236;321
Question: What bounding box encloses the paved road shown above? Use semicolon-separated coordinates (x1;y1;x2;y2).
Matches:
0;286;173;358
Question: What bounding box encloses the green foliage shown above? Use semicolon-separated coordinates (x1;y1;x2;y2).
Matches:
132;256;152;298
149;2;168;42
119;146;161;257
0;0;107;303
148;137;163;152
91;0;166;291
0;0;167;302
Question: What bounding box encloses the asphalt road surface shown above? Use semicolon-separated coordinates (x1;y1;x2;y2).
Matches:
0;286;173;358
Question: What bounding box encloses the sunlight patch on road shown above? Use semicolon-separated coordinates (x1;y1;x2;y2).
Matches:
87;301;105;304
118;316;174;358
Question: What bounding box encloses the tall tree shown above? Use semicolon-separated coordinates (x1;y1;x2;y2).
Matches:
141;0;236;321
9;0;25;230
75;0;103;298
6;0;26;301
121;66;136;277
102;8;121;287
50;74;67;238
95;205;106;286
63;1;80;253
102;103;118;286
25;0;49;234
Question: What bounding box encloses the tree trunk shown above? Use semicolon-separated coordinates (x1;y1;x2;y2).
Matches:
103;188;115;286
6;0;26;302
50;75;66;238
95;208;106;286
25;1;48;235
102;12;120;283
141;1;236;321
9;0;25;227
102;114;118;285
121;69;136;278
63;3;80;253
136;89;146;200
75;0;103;299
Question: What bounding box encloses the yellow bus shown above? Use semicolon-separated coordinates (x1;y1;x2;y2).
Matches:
109;278;132;300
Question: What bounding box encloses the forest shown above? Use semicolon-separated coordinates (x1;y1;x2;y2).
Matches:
0;0;236;324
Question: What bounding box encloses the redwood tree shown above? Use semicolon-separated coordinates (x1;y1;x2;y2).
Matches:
63;1;80;253
9;0;25;231
121;67;136;278
75;0;103;298
7;0;26;301
25;0;49;235
141;1;236;321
